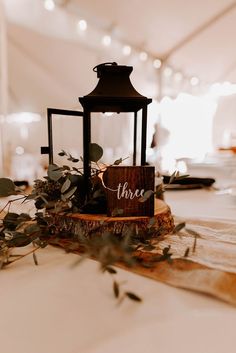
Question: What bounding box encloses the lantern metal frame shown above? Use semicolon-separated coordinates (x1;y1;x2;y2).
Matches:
41;108;83;164
79;62;152;195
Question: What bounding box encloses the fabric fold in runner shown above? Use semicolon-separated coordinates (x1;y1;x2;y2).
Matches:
123;217;236;306
158;217;236;274
52;216;236;307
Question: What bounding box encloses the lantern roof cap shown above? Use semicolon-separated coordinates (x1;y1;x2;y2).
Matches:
79;62;152;112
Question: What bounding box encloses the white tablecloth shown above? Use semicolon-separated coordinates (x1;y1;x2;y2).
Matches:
1;189;236;353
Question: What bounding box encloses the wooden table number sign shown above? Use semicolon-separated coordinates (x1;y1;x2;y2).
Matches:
104;166;155;217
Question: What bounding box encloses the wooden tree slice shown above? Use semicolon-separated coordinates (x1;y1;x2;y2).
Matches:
56;199;174;238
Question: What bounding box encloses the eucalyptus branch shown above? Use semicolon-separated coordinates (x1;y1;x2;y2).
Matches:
0;144;179;306
5;246;41;266
0;196;27;215
102;265;142;303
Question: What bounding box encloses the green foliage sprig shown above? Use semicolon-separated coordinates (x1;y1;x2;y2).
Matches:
0;143;190;303
0;143;143;302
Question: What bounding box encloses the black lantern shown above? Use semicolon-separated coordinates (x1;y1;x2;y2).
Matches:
41;62;152;200
79;62;152;194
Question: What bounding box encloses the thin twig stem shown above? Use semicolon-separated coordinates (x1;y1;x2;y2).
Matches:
0;196;27;215
6;246;40;265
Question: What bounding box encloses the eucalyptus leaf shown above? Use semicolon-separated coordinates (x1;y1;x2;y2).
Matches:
93;189;103;199
147;217;156;228
61;178;71;194
67;154;74;161
155;184;164;198
61;186;77;200
89;143;103;162
0;260;4;270
138;190;153;203
143;244;155;251
175;174;190;180
17;213;32;223
72;167;79;172
58;150;66;156
24;223;41;235
3;212;19;230
114;158;122;165
37;194;48;205
163;246;171;255
111;208;124;217
4;231;14;240
34;238;48;248
113;281;119;298
184;247;190;257
33;252;38;266
25;192;37;201
185;228;201;238
69;174;84;186
105;266;117;274
8;233;35;247
173;222;186;233
47;164;63;181
169;171;177;184
125;292;142;302
192;235;197;253
0;178;17;197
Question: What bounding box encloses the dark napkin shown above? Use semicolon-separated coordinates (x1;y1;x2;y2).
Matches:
163;175;215;188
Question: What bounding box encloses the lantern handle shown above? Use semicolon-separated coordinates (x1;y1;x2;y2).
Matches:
93;62;117;73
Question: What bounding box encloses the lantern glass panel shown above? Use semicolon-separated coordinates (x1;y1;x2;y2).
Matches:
50;114;83;167
90;112;142;165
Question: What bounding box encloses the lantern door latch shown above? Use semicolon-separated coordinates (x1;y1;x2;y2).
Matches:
41;146;50;155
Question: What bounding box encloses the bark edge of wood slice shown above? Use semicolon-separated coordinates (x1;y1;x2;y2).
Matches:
57;199;174;238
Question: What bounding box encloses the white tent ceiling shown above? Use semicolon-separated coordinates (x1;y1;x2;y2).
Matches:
69;0;236;82
1;0;236;114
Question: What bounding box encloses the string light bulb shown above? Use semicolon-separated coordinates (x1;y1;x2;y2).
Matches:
153;59;162;69
122;45;131;56
77;19;87;32
190;76;199;86
42;3;206;95
139;51;148;61
174;72;183;82
44;0;55;11
163;66;173;77
102;35;111;46
15;146;25;155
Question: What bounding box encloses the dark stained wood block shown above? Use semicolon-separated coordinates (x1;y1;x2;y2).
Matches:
104;166;155;217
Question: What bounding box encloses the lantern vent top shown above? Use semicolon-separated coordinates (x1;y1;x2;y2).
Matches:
79;62;152;112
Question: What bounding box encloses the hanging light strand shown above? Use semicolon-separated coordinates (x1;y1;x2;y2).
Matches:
42;0;204;94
